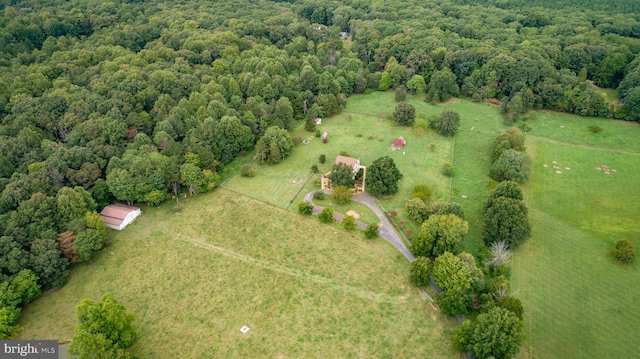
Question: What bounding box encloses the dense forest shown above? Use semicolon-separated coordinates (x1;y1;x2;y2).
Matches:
1;0;640;338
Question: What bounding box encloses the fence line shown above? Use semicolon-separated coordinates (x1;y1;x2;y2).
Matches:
285;174;316;210
448;135;455;202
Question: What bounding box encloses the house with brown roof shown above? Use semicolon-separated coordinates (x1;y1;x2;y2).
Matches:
100;204;142;230
321;155;367;193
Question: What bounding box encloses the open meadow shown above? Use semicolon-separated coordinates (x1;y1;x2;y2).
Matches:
17;189;456;358
435;98;640;358
223;92;454;234
16;91;640;358
512;131;640;359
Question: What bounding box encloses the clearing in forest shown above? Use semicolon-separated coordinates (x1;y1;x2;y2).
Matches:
17;189;456;358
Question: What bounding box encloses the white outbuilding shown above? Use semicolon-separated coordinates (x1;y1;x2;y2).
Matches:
100;203;142;230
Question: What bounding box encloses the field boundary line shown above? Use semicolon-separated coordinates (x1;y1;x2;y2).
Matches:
527;134;640;155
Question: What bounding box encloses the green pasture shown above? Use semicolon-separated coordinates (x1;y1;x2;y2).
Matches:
512;138;640;359
18;189;456;358
224;92;454;235
525;111;640;152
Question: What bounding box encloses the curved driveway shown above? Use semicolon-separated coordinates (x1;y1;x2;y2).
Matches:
303;190;435;303
303;190;414;261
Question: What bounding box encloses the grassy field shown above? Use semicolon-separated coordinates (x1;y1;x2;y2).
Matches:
18;189;457;358
224;92;454;235
512;136;640;359
18;91;640;358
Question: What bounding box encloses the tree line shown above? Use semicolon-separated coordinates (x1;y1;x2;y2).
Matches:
0;0;638;342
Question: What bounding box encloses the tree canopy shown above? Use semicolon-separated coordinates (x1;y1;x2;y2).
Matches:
69;295;137;359
366;156;403;197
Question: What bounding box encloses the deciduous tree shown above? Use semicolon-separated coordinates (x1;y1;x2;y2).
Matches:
412;214;468;257
409;256;432;286
432;110;460;137
392;102;416;126
467;307;523;359
367;156;403;197
69;295;137;359
332;185;353;204
328;163;355;188
483;197;531;248
255;126;293;164
490;149;531;183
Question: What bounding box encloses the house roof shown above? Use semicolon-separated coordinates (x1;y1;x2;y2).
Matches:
335;155;359;168
100;203;140;227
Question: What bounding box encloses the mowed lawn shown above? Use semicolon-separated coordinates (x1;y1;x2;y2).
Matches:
512;133;640;357
223;93;454;230
18;189;456;358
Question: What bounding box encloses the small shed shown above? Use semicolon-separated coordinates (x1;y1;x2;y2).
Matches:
100;204;142;230
322;131;328;143
390;136;406;150
315;118;322;125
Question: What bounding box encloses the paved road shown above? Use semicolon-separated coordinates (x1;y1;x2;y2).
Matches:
302;190;437;304
352;192;415;261
303;190;414;260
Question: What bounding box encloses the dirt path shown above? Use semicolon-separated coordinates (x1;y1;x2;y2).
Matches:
172;234;402;303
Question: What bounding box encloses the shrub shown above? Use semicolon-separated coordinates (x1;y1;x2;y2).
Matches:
298;201;313;216
318;208;335;223
428;202;466;220
364;224;378;239
292;135;302;145
589;125;603;134
615;239;635;263
496;296;524;320
343;215;357;231
315;129;321;138
390;210;398;217
332;185;353;204
310;164;319;173
441;163;454;177
240;164;257;177
413;118;429;134
406;198;428;223
319;154;326;164
338;150;351;157
409;256;433;287
412;184;432;202
313;191;325;200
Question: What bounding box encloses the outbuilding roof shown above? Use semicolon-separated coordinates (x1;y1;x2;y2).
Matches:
100;203;140;227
